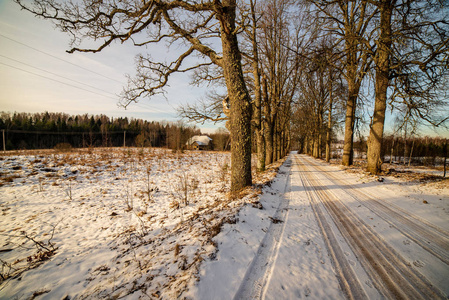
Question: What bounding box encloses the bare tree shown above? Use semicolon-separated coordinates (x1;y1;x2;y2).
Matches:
17;0;253;191
366;0;449;174
366;0;394;173
179;0;307;168
311;0;376;166
258;0;304;164
289;29;346;161
246;0;265;172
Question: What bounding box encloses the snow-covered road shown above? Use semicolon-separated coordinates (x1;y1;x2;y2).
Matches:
292;154;448;299
196;153;449;299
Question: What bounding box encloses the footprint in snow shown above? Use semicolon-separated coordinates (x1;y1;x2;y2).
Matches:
305;286;311;297
413;260;425;268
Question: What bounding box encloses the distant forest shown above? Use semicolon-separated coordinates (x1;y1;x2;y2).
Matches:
0;112;230;151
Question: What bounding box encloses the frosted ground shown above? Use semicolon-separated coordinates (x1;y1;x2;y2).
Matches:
1;148;448;299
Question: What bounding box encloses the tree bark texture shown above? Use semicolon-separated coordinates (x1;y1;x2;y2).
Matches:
340;0;371;167
366;0;394;174
262;77;274;165
317;111;323;159
250;0;265;172
342;81;358;166
219;0;252;191
326;74;333;162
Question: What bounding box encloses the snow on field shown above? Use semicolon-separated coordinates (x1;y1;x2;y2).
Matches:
0;148;280;299
1;149;448;299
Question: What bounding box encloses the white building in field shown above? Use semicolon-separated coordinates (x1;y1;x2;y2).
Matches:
186;135;213;150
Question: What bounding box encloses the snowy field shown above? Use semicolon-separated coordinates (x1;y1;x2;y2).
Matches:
0;148;280;299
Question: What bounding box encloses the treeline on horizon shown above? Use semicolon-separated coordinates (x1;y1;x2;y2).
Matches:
0;112;230;151
351;134;448;166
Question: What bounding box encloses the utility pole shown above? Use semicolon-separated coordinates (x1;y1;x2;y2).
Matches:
2;129;5;153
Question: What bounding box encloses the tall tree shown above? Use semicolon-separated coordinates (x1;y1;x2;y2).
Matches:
311;0;376;165
366;0;449;174
366;0;395;174
18;0;252;191
258;0;303;164
247;0;265;172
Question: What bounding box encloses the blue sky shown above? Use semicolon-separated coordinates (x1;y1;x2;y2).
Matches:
0;0;222;133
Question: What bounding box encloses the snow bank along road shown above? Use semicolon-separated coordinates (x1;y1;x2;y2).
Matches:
221;153;449;299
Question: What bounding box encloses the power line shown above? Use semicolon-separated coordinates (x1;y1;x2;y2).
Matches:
0;56;178;116
0;54;117;97
0;61;115;99
131;101;175;115
0;33;123;84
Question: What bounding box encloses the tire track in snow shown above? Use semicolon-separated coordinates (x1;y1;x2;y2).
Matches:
294;156;368;300
297;155;446;299
233;159;292;300
302;156;449;266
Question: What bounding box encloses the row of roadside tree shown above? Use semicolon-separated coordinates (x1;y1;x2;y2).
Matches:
16;0;448;190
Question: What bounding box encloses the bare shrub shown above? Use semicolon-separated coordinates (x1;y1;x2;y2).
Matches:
124;182;134;211
0;223;59;284
54;143;72;152
38;176;44;192
141;165;158;213
63;178;74;200
172;171;199;207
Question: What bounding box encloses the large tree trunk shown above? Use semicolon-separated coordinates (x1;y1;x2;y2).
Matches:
219;0;252;191
250;0;265;172
317;111;323;159
342;83;358;166
306;137;313;155
262;77;274;165
326;89;333;162
254;94;265;171
265;121;274;165
341;1;370;167
274;122;279;161
367;0;394;174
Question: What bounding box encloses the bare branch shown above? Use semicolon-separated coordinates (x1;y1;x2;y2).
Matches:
177;92;228;124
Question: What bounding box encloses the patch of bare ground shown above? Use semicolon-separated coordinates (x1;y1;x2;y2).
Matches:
331;158;447;186
381;167;447;184
422;178;449;190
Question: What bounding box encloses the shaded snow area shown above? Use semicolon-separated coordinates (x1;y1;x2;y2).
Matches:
0;148;280;299
2;150;448;299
